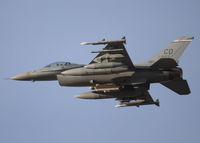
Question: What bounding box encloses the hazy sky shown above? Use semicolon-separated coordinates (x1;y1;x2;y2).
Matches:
0;0;200;143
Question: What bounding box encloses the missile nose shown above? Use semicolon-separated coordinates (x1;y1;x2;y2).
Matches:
75;92;96;99
75;93;88;99
75;94;82;98
114;105;121;108
10;72;29;80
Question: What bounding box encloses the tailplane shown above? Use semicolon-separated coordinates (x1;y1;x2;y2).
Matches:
161;79;191;95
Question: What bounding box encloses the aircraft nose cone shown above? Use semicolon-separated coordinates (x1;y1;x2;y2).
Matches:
10;73;29;80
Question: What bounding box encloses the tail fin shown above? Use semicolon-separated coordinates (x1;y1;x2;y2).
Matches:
148;36;194;65
161;79;190;95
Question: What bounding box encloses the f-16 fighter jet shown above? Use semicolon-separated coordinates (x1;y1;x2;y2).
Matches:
57;36;194;107
11;62;84;81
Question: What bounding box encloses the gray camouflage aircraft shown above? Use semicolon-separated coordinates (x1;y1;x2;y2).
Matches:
11;62;84;81
56;36;194;107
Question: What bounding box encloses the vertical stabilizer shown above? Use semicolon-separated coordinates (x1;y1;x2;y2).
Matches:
148;36;194;64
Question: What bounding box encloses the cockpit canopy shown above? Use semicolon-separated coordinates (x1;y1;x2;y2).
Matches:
44;62;71;68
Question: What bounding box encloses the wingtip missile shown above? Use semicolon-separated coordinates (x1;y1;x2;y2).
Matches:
80;38;126;46
173;36;194;42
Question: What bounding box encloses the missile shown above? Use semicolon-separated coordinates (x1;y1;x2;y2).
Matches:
81;37;126;45
115;99;160;107
75;91;115;99
115;100;145;107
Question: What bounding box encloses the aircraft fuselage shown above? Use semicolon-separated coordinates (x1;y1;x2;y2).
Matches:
57;66;182;86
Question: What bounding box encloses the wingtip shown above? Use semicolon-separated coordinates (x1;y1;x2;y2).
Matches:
121;36;126;44
121;36;126;40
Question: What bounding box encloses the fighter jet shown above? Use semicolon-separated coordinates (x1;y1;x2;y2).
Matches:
11;62;84;81
57;36;194;107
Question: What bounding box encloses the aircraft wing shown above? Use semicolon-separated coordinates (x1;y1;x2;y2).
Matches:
80;37;159;107
81;37;135;70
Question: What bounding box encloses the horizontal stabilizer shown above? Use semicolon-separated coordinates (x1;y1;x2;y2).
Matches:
161;79;190;95
150;58;178;69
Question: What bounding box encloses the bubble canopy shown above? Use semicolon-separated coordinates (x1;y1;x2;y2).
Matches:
44;62;71;68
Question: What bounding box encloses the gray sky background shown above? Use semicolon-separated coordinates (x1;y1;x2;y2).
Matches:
0;0;200;143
